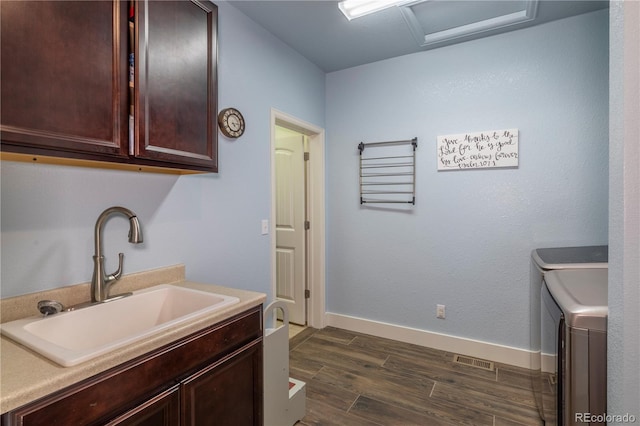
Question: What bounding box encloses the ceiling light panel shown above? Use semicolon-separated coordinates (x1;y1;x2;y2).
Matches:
400;0;539;46
339;0;414;20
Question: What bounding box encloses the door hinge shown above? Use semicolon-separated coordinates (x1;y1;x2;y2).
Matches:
304;152;309;161
305;289;311;299
304;220;310;230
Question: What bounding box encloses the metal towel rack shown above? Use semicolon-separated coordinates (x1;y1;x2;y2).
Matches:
358;137;417;205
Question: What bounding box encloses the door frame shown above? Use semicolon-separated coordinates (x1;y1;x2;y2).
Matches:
270;108;325;329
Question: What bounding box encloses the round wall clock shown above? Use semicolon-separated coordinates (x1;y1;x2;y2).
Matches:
218;108;245;138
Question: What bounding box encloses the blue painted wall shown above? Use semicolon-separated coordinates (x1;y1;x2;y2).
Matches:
325;9;609;349
0;2;325;298
0;5;610;355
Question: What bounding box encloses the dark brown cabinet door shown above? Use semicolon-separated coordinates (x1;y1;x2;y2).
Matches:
181;341;263;426
0;1;129;159
105;386;180;426
134;0;218;172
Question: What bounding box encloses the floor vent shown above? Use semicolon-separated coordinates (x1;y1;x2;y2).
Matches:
452;354;495;371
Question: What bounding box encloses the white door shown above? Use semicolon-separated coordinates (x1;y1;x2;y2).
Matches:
275;126;306;325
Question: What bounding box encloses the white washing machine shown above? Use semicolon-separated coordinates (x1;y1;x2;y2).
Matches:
542;268;608;425
530;246;607;424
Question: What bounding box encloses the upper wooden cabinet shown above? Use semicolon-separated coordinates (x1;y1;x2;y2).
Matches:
0;0;218;173
0;1;129;159
134;0;217;171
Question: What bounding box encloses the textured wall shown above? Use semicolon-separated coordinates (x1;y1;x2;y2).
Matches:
325;10;609;349
0;1;325;298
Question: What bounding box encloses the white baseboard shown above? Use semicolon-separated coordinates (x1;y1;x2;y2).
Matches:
541;353;557;373
325;312;535;369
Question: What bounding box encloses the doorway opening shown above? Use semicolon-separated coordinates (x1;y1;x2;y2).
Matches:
270;109;325;329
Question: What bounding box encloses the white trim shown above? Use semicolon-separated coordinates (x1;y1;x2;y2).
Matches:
541;352;556;374
325;312;535;369
270;109;326;329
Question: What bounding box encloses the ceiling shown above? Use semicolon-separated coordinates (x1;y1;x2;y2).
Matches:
228;0;609;73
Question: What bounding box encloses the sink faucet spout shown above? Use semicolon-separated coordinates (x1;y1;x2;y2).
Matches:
92;206;143;303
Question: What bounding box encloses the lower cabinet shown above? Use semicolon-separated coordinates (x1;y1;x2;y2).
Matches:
182;341;263;426
1;306;263;426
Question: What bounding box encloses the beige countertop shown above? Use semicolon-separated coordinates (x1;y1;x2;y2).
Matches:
0;265;266;414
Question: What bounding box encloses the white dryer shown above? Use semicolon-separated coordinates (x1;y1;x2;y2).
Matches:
530;246;607;424
542;268;608;425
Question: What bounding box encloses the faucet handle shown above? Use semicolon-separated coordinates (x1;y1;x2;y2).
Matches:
106;253;124;283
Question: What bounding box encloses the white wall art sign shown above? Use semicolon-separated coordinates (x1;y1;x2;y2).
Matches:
437;129;519;170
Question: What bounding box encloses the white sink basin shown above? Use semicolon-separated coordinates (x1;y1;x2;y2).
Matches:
0;284;240;367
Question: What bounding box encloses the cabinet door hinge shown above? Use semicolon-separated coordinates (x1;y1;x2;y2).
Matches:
304;220;310;230
305;289;311;299
304;152;309;161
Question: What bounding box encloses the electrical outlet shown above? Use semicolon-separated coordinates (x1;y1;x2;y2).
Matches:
436;304;446;319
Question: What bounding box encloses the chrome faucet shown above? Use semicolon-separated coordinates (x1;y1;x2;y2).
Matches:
91;206;143;303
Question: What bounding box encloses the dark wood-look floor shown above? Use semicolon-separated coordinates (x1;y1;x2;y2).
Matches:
289;327;543;426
